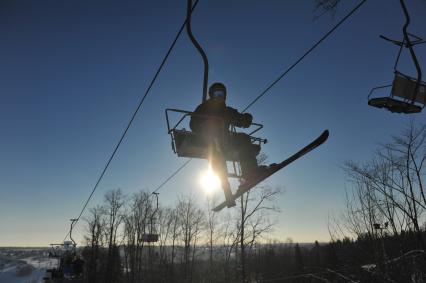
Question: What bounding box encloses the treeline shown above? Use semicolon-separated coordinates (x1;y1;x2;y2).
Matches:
253;233;426;282
79;186;282;283
74;122;426;283
78;212;426;283
76;192;426;282
324;121;426;282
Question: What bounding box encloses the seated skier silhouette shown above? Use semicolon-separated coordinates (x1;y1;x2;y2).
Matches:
190;82;272;206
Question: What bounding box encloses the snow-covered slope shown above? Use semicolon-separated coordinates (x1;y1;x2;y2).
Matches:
0;256;58;283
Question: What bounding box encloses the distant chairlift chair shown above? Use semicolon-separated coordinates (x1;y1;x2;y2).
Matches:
368;0;425;114
141;192;160;243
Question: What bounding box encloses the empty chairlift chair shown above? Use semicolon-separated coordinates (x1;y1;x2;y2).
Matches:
141;192;160;243
368;0;425;114
368;71;426;113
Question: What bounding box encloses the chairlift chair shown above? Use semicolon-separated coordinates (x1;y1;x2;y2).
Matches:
165;108;267;178
367;0;425;114
368;71;426;114
46;243;71;281
47;219;81;280
141;192;160;243
141;234;159;243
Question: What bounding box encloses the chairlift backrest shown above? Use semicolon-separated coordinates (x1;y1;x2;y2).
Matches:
172;129;248;160
172;129;261;161
392;71;426;104
166;109;264;161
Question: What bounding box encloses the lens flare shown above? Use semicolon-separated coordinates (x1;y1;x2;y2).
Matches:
200;167;221;194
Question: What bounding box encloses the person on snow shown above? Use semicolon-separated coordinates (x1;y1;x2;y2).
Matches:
190;82;270;206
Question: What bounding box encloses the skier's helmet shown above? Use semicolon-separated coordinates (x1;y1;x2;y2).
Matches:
209;82;227;100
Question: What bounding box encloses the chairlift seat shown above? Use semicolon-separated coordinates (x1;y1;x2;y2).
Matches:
368;96;422;113
171;129;260;161
368;71;425;114
141;234;159;243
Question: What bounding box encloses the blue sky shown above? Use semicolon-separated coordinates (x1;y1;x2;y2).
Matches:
0;0;425;246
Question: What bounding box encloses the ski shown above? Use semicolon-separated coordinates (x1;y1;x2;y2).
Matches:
213;130;329;212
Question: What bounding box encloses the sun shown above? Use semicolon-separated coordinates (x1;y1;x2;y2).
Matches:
200;166;221;195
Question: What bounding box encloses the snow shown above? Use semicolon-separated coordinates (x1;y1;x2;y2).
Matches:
0;256;58;283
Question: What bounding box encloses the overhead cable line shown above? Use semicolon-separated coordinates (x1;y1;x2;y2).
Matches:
62;0;200;242
242;0;367;112
151;158;192;194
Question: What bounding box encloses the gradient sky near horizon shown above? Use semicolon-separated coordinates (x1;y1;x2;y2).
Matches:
1;0;425;246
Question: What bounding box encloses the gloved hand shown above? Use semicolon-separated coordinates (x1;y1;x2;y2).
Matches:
240;113;253;128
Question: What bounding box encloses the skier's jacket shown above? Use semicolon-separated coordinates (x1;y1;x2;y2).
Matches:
190;99;252;135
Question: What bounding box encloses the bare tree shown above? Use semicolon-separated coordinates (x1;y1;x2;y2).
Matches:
313;0;341;21
156;206;173;279
83;205;105;283
176;195;205;283
204;195;223;283
343;121;426;259
122;190;160;283
218;210;239;283
103;188;125;283
236;185;281;282
167;205;181;282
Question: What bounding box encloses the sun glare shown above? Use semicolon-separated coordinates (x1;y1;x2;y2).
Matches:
200;167;221;194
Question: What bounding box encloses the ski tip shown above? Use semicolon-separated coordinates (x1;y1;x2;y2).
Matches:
212;204;225;212
321;130;330;141
212;198;236;212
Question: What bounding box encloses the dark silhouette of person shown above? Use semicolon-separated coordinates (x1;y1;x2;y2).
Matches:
72;256;84;277
61;252;74;279
190;82;268;206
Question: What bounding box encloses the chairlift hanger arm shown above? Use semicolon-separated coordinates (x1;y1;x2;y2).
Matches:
379;34;425;47
186;0;209;102
400;0;422;88
69;218;78;247
151;192;159;218
411;40;426;46
379;35;403;47
407;33;425;46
